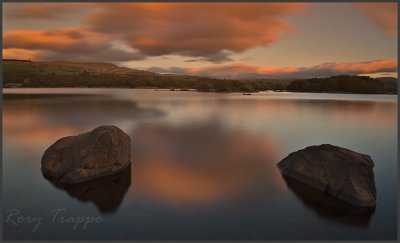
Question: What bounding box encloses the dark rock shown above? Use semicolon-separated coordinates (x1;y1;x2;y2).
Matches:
41;126;131;184
283;175;375;228
277;144;376;207
44;164;131;213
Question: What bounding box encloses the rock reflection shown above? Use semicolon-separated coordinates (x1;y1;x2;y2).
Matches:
282;175;375;228
44;164;131;214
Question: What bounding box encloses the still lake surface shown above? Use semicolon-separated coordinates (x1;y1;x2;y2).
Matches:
3;88;397;240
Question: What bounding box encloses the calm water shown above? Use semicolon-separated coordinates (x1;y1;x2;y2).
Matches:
3;88;397;240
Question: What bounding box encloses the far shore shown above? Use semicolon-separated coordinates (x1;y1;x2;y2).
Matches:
3;87;397;96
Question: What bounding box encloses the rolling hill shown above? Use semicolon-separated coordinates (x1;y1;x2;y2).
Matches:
3;59;397;94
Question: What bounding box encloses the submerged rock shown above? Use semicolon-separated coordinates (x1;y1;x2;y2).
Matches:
44;164;131;213
282;175;375;227
277;144;376;207
41;126;131;184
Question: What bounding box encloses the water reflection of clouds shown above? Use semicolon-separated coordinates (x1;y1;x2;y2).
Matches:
293;99;397;127
2;90;397;239
4;93;288;207
141;98;396;135
241;99;396;128
3;95;164;148
129;121;285;206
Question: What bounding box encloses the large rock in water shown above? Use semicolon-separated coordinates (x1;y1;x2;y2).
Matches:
41;126;131;184
277;144;376;207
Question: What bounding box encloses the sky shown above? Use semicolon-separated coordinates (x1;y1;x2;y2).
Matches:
3;2;398;79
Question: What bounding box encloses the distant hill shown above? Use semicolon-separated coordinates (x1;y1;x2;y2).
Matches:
3;59;261;92
2;59;397;94
3;59;153;76
287;75;397;94
3;58;32;62
376;77;398;94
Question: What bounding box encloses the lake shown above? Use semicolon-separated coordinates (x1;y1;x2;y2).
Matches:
2;88;397;240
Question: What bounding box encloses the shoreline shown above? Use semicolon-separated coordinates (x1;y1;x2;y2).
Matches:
2;87;397;96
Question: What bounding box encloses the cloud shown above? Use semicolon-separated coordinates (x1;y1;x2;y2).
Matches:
4;2;395;66
4;29;96;51
3;29;145;62
352;3;397;36
3;3;306;63
146;66;188;75
184;51;235;63
84;3;306;62
149;59;397;78
4;3;94;19
3;48;42;61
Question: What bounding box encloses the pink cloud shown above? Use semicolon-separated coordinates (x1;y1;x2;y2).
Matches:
157;59;397;78
3;28;144;62
352;3;397;36
4;3;307;62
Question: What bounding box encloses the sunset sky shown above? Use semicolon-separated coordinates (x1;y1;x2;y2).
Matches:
3;2;398;78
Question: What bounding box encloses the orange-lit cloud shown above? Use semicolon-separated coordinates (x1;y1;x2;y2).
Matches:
3;28;144;61
352;3;397;36
4;3;306;63
3;2;396;68
4;3;94;19
4;29;96;51
86;3;306;62
3;48;42;60
153;59;397;78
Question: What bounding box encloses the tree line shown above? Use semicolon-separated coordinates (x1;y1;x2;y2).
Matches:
287;75;396;94
3;62;397;94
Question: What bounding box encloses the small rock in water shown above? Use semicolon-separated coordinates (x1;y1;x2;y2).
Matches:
277;144;376;207
41;125;131;184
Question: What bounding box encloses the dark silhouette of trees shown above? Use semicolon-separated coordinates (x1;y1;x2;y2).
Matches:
3;61;396;94
287;75;388;94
